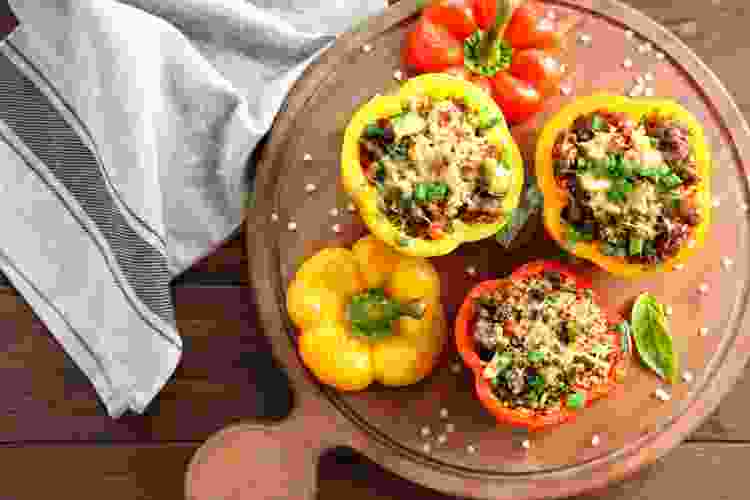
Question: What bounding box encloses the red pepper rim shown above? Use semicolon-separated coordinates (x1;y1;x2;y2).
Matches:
454;259;630;430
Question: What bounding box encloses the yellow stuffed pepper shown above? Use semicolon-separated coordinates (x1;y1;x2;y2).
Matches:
341;73;524;257
536;94;711;278
286;235;447;391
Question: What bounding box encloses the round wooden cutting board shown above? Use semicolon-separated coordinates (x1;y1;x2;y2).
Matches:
185;1;750;499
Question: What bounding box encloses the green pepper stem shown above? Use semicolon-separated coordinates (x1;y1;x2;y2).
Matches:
479;0;519;66
348;288;426;339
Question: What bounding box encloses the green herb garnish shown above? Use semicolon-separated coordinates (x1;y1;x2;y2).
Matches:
629;237;644;256
591;114;606;131
413;181;450;203
528;350;545;363
566;391;586;409
639;164;672;179
601;241;627;257
658;172;684;191
607;178;634;202
631;292;677;383
364;123;385;138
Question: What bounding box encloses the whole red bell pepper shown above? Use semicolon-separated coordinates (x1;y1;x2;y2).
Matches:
403;0;574;124
454;260;630;430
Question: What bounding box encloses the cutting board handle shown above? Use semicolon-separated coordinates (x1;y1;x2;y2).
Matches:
185;308;353;499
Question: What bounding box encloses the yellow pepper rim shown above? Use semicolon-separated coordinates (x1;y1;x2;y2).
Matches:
341;73;525;257
535;93;712;278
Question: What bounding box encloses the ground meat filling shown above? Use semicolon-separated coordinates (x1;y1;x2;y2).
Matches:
359;95;511;240
552;109;703;264
473;273;615;412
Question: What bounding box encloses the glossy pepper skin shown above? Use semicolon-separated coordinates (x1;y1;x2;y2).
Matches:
454;260;629;431
535;94;712;278
341;73;524;257
286;235;447;391
403;0;574;124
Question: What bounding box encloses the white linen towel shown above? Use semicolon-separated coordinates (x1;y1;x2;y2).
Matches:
0;0;385;417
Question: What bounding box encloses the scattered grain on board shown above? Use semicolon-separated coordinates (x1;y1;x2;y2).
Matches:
623;58;633;69
698;283;710;295
678;21;698;37
393;69;404;81
421;426;431;437
347;202;357;212
440;408;449;419
591;435;601;446
305;183;317;193
521;439;531;449
332;223;342;234
682;371;694;383
362;43;373;53
654;388;671;402
287;221;297;231
271;213;279;222
699;327;709;337
721;257;733;270
329;208;339;217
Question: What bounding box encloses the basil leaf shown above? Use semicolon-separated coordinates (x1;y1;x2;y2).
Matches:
631;293;678;383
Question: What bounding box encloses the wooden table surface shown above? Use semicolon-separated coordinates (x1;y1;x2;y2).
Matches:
0;1;748;499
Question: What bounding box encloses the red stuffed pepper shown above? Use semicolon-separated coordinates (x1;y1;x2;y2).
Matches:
455;260;629;430
403;0;575;124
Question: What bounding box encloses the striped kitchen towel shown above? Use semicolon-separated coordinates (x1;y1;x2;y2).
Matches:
0;0;384;417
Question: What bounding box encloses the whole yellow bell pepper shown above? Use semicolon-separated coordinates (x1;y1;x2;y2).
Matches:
341;73;525;257
535;94;712;278
286;235;447;391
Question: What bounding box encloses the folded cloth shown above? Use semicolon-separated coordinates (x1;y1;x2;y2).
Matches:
0;0;385;417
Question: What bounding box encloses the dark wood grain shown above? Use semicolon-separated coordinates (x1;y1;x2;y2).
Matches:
0;287;290;442
0;0;747;499
0;442;743;500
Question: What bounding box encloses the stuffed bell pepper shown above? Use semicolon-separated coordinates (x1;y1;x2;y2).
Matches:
341;73;524;257
403;0;574;123
455;260;629;430
536;94;712;278
286;235;447;391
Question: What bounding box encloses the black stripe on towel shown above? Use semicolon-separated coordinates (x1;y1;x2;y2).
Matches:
0;51;174;324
